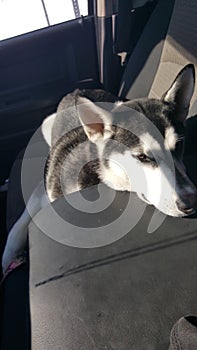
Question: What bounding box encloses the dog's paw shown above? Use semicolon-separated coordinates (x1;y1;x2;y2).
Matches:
2;218;28;274
2;247;17;274
2;247;25;275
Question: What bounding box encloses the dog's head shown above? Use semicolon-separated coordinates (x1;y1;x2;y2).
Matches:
77;64;197;217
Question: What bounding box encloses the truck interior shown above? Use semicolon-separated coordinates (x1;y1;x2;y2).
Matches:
0;0;197;349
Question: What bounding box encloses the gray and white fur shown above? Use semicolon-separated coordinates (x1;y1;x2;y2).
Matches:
2;64;197;273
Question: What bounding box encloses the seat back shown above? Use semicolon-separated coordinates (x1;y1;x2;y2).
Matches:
119;0;197;115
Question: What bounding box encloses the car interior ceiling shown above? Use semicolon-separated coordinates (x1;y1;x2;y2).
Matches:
0;1;197;349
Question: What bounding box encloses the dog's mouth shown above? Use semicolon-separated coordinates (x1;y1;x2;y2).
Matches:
141;193;150;204
140;193;196;217
180;208;196;217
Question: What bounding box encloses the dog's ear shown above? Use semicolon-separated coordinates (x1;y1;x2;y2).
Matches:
162;64;195;122
77;97;113;143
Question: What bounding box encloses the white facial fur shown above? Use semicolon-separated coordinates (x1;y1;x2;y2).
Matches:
100;152;131;192
41;113;57;146
164;126;178;151
99;147;189;217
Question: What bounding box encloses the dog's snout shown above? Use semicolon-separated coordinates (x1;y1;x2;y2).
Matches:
176;191;197;215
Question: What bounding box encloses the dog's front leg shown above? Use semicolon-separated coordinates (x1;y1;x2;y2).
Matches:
2;207;31;273
2;181;49;273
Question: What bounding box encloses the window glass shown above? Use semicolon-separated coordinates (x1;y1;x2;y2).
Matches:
0;0;88;41
44;0;88;24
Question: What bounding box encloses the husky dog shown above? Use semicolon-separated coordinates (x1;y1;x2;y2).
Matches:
2;64;197;272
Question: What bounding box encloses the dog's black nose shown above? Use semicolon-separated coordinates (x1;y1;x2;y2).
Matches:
176;192;197;215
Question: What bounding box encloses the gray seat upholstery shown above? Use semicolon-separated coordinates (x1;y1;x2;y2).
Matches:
119;0;197;115
29;185;197;350
2;1;197;350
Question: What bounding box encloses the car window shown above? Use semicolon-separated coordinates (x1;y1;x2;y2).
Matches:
0;0;88;41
